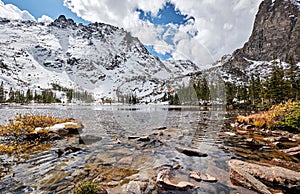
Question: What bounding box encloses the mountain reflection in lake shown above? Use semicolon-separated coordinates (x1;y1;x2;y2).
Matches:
0;104;254;193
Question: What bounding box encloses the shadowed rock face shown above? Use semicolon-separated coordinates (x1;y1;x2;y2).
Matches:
241;0;300;62
223;0;300;69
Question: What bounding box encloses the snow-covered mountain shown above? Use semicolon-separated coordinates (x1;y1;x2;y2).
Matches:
0;15;200;102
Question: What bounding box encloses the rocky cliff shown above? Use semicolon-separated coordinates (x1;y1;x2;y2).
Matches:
241;0;300;62
207;0;300;83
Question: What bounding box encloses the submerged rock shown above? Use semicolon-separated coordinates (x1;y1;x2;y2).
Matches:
79;135;102;145
175;147;208;157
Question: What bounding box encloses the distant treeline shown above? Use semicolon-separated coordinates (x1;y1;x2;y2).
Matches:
166;60;299;107
0;83;94;103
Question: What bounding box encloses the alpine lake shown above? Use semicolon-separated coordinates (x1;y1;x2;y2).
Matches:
0;104;299;194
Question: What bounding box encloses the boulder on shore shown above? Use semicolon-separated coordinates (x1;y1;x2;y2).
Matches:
228;159;300;194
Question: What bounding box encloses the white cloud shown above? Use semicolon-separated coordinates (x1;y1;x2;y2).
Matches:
0;0;36;21
37;15;54;24
64;0;262;66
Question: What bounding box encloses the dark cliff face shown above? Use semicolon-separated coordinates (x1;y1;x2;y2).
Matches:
241;0;300;62
223;0;300;70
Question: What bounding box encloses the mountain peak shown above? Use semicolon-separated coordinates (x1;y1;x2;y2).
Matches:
50;15;76;28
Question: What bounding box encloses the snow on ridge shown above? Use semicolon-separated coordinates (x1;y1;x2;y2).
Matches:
0;0;36;21
38;15;54;24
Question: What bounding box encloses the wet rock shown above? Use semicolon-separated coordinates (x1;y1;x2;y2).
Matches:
128;136;140;140
263;137;277;142
137;136;150;142
64;146;81;155
189;171;217;182
219;131;236;137
224;132;236;136
153;126;167;130
140;139;163;149
281;145;300;157
55;149;64;157
55;146;81;157
79;135;102;145
236;130;248;135
228;159;300;193
175;147;208;157
156;169;195;190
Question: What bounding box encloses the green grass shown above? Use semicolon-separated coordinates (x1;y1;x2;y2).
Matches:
74;181;106;194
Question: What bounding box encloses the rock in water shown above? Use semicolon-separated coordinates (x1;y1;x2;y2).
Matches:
189;171;217;182
281;145;300;157
79;135;102;145
175;147;208;157
228;159;300;194
156;169;195;190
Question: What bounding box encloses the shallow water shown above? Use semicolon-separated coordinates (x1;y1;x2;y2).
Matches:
0;104;255;193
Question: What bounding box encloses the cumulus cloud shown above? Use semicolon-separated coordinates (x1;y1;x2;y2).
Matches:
0;0;36;21
65;0;262;66
37;15;54;24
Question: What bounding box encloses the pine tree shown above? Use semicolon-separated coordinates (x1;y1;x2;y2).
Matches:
286;57;300;100
200;78;210;101
0;82;5;103
237;85;248;103
26;88;33;103
173;93;180;105
269;65;285;103
225;82;236;104
8;88;15;103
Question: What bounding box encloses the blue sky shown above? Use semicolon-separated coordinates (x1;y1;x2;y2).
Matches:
2;0;87;24
137;2;193;26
